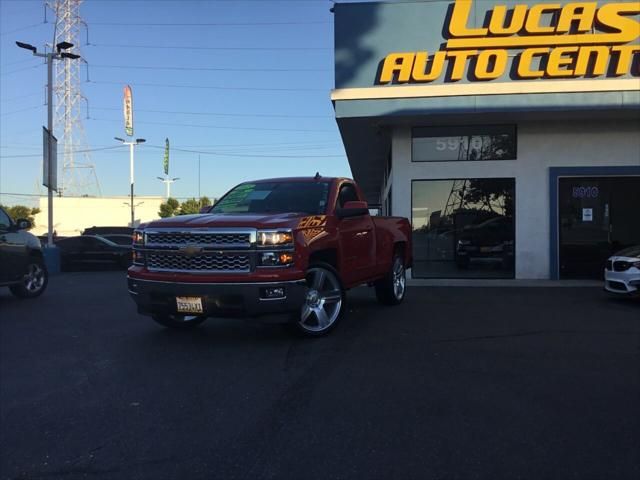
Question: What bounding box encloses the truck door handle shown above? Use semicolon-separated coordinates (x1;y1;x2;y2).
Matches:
355;230;370;237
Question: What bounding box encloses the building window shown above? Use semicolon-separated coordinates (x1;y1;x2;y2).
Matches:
412;178;515;278
412;125;516;162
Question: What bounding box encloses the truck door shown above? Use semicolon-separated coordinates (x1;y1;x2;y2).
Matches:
336;183;376;284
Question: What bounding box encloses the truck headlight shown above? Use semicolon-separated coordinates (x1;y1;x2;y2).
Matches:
133;230;144;245
257;230;293;247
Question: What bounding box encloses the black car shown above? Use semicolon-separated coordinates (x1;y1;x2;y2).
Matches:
83;226;134;236
455;216;514;269
0;206;48;298
98;234;133;246
56;235;132;270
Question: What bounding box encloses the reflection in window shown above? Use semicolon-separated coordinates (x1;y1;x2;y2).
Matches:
412;125;516;162
412;179;515;278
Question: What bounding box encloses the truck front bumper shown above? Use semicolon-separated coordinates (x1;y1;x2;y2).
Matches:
128;277;308;320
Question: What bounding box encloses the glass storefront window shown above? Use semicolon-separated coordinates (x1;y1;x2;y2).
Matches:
412;125;516;162
412;178;515;278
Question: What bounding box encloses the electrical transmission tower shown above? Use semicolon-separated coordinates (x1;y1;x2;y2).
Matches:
47;0;101;197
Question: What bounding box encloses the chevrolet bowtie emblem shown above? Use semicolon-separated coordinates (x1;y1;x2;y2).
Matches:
179;245;204;257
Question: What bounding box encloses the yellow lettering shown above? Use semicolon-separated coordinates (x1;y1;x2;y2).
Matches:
488;5;528;35
412;51;447;82
379;53;415;83
517;48;550;78
574;46;610;76
557;2;598;33
610;45;640;75
525;3;561;34
547;46;580;77
447;50;478;80
449;0;488;37
474;49;508;79
596;3;640;44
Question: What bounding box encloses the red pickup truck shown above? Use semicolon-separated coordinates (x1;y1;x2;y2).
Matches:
127;176;412;336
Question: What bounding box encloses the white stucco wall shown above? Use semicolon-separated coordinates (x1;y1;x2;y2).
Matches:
32;196;165;236
391;120;640;279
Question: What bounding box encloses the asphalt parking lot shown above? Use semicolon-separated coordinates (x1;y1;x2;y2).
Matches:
1;272;639;480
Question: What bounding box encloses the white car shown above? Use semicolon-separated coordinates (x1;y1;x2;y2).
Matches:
604;246;640;296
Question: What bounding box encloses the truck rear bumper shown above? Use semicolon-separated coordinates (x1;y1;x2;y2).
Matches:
128;277;308;320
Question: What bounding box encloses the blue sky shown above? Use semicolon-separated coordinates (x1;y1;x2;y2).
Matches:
0;0;354;206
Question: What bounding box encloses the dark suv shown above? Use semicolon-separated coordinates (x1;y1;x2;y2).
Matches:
0;206;48;298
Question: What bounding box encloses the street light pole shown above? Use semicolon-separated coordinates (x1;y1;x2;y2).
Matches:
157;176;180;198
16;40;80;248
115;137;145;227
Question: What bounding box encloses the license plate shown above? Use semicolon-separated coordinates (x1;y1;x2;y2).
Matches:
176;296;203;314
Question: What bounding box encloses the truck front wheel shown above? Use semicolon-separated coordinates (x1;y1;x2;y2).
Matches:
151;313;207;329
291;263;345;336
374;254;406;305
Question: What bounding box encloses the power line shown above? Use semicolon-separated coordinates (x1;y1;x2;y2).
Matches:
88;43;330;51
0;92;43;103
0;64;42;77
90;64;329;73
0;105;43;117
0;145;124;159
0;22;46;36
91;106;330;119
147;145;344;158
89;117;335;133
90;20;330;26
87;80;327;92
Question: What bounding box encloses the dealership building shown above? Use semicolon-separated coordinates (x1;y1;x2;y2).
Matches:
332;0;640;280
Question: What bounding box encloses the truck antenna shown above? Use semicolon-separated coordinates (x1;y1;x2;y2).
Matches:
314;172;321;180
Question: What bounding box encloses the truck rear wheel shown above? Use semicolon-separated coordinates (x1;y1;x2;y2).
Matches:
375;253;406;305
9;259;48;299
151;313;207;330
291;262;345;336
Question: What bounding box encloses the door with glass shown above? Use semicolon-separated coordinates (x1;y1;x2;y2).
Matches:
558;176;640;279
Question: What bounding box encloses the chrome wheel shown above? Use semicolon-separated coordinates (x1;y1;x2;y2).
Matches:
392;258;406;300
298;266;343;333
24;263;46;293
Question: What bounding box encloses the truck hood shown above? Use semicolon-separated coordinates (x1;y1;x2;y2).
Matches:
144;212;308;230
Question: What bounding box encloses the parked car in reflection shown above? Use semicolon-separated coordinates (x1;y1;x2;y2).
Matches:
604;245;640;296
455;216;514;269
56;235;132;271
98;234;133;246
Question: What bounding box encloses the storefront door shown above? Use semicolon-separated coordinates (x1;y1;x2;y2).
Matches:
559;177;640;279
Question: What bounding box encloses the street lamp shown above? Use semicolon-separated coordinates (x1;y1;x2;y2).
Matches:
114;137;145;226
156;176;180;199
16;40;80;250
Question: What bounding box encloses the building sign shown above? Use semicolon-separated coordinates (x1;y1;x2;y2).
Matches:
123;85;133;136
163;138;170;175
378;0;640;84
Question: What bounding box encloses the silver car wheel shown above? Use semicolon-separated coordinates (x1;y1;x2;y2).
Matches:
24;263;46;293
392;258;406;300
298;267;343;333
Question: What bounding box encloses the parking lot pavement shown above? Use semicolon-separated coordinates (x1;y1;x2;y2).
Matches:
1;272;638;480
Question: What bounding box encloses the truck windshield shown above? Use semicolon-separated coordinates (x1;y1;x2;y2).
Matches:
210;181;330;215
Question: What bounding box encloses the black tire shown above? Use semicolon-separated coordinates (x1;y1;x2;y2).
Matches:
375;253;406;306
9;258;48;298
151;313;207;330
289;262;345;337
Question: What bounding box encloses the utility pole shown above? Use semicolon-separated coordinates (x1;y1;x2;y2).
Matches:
16;40;80;248
115;137;145;226
198;154;201;199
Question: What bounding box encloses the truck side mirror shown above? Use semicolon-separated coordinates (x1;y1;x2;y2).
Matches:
336;201;369;219
16;218;32;230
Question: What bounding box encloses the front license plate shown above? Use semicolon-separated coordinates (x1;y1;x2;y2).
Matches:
176;296;203;314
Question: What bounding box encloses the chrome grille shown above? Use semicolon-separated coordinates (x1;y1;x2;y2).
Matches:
146;231;251;248
147;252;250;272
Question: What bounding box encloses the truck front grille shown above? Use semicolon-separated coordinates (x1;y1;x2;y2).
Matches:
146;231;252;248
147;252;251;273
